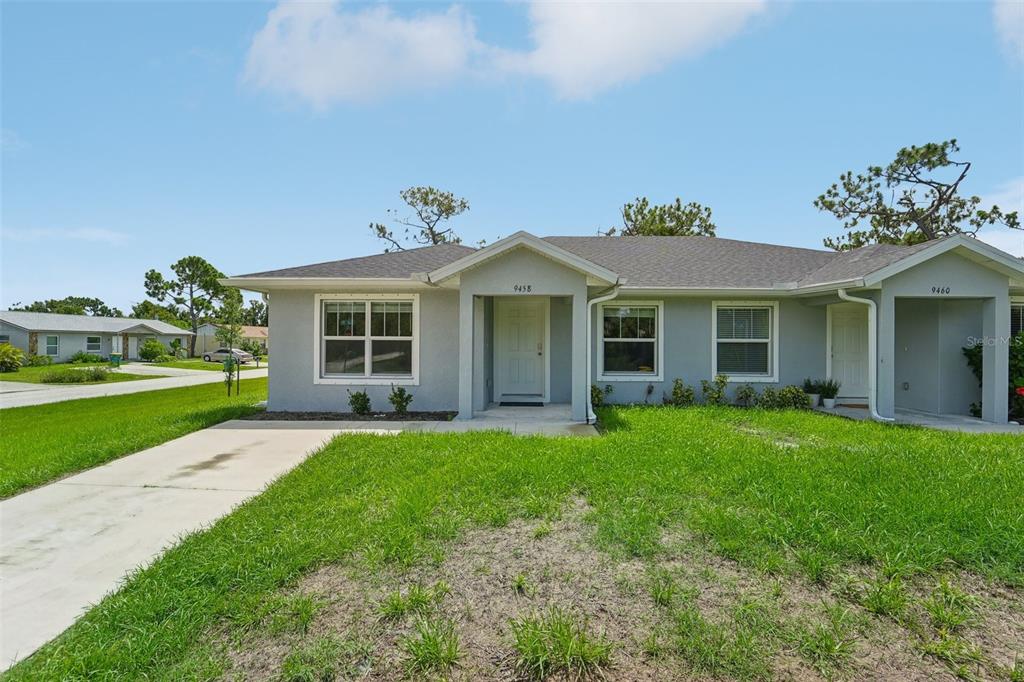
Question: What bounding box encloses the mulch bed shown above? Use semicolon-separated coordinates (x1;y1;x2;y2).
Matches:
244;411;457;422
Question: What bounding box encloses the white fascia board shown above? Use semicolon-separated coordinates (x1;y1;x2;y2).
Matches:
220;277;435;293
427;231;619;285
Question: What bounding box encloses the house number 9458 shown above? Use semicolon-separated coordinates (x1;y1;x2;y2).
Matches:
931;286;951;294
513;284;533;293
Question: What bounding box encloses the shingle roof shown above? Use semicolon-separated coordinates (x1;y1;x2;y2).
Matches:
231;234;955;291
543;236;837;288
0;311;193;335
238;243;476;279
795;240;940;287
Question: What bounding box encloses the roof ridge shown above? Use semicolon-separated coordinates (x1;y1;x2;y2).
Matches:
543;234;836;255
236;241;477;278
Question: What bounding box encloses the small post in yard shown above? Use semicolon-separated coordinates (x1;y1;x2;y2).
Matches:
236;354;241;394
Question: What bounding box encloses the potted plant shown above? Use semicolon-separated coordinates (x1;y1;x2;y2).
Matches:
802;378;821;407
819;378;841;409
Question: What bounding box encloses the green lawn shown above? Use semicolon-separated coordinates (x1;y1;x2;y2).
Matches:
0;378;267;498
0;364;162;384
152;358;267;371
8;407;1023;680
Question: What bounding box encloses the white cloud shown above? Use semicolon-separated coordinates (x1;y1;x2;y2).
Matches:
2;228;130;245
243;1;767;106
498;1;768;99
243;2;483;108
976;176;1024;256
994;0;1024;63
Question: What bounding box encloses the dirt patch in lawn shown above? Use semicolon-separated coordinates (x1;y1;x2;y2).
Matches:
244;410;457;422
221;501;1022;681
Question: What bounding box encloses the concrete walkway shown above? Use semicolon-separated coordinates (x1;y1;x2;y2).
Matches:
816;405;1023;434
0;420;342;669
0;366;268;409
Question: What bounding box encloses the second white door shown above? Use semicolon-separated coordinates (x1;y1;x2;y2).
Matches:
830;303;869;399
494;297;547;400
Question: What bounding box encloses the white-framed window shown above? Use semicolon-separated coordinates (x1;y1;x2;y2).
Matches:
45;335;60;357
598;301;663;381
712;301;779;382
314;294;419;385
86;336;102;353
1012;301;1023;338
0;335;9;345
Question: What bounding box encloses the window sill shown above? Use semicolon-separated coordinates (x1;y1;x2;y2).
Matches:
315;376;419;386
597;373;663;383
717;374;778;384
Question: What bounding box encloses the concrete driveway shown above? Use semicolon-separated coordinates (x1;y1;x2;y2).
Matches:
0;420;342;669
0;366;268;409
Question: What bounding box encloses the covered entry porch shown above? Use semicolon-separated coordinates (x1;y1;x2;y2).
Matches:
426;232;620;422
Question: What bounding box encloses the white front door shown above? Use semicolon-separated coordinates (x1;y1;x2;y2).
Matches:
830;303;869;399
494;297;547;400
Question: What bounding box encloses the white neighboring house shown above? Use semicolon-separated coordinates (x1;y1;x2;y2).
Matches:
194;323;268;356
0;311;193;362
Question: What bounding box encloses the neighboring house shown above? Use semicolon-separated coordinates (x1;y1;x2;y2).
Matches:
194;323;269;355
223;232;1024;424
0;311;193;362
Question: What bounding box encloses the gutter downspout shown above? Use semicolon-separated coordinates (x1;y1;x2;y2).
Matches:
837;288;894;422
586;283;621;423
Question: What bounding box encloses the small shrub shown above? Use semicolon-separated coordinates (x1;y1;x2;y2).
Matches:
27;354;52;367
0;343;25;372
401;618;461;675
700;374;729;405
778;385;811;409
802;378;822;394
819;378;841;399
40;367;110;384
138;338;167;362
756;386;780;408
510;607;612;680
151;353;173;363
734;383;757;407
388;385;413;414
70;351;104;364
347;390;371;415
664;379;695;407
590;383;613;408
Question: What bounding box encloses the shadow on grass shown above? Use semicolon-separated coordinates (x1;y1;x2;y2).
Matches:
595;407;631;433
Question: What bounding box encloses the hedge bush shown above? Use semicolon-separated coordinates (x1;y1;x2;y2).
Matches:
0;344;25;372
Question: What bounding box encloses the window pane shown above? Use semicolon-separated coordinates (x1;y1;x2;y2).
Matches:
1012;304;1023;337
385;302;400;336
717;307;770;340
371;302;385;336
323;303;339;336
324;339;365;375
603;340;655;373
399;306;413;337
371;340;412;375
717;342;769;374
87;336;101;351
637;308;656;338
603;311;620;339
621;314;638;338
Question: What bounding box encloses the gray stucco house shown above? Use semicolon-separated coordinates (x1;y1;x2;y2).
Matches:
0;311;192;362
224;232;1024;424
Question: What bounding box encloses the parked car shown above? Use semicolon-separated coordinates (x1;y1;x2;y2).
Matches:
201;348;254;364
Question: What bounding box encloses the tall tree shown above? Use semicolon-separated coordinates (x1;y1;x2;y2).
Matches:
11;296;123;317
370;186;469;252
130;300;190;329
815;139;1020;251
604;197;717;236
144;256;226;356
241;299;268;327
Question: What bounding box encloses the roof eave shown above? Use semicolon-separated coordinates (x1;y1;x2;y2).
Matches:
220;277;436;293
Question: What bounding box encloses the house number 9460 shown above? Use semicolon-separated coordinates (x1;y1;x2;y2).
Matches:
931;286;951;294
513;284;533;293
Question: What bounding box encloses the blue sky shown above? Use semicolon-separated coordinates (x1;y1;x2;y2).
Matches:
2;0;1022;312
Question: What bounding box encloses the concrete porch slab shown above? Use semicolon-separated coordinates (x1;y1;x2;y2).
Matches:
815;405;1023;434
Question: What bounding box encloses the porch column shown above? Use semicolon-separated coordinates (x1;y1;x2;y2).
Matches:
981;295;1010;423
876;293;896;419
456;289;474;420
570;292;588;421
472;296;488;412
